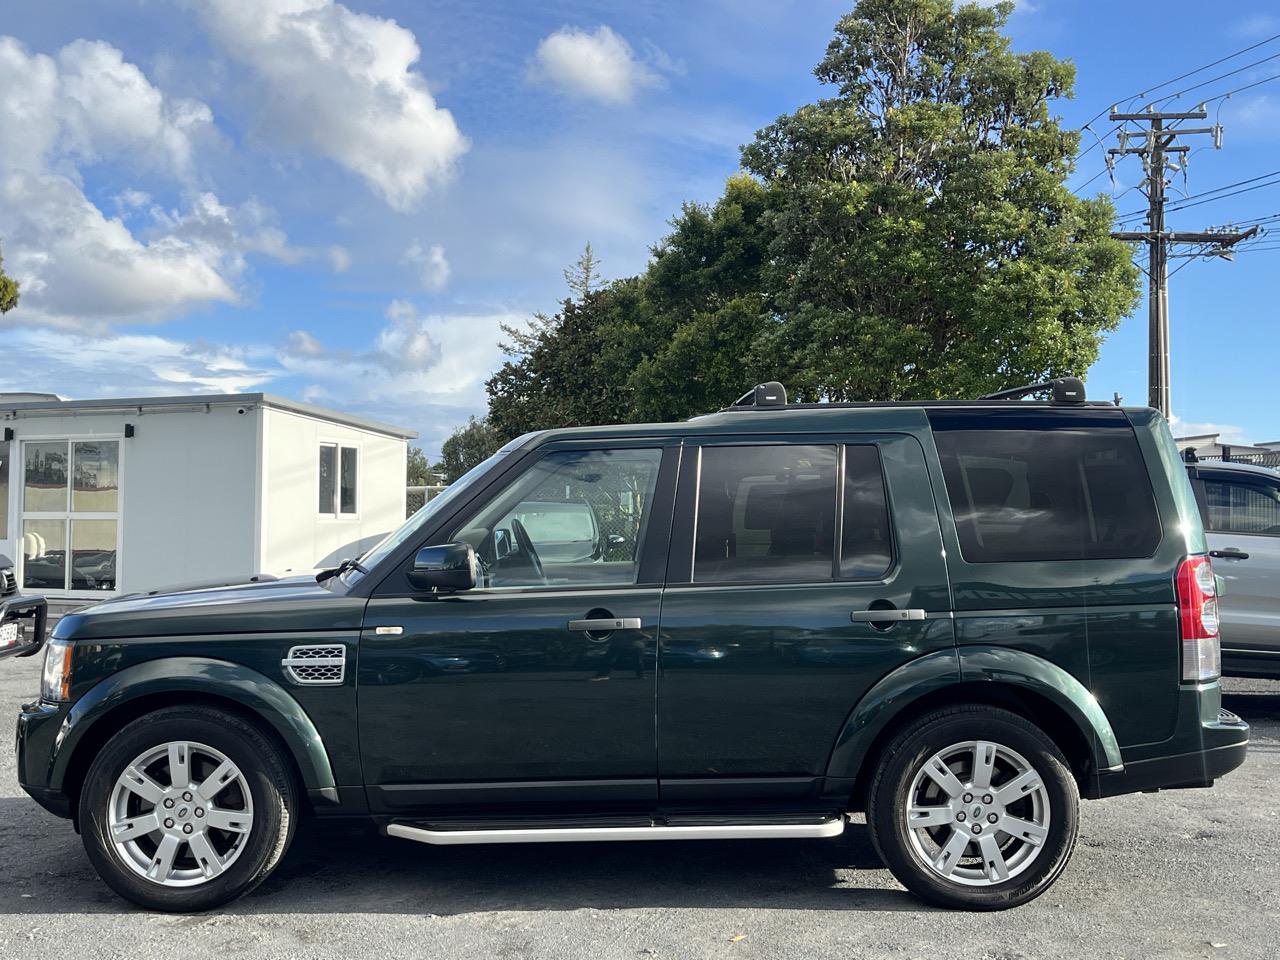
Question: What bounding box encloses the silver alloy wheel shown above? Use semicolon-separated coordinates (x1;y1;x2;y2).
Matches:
903;740;1051;887
107;741;254;887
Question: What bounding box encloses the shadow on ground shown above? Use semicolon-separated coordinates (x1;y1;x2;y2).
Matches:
0;800;917;916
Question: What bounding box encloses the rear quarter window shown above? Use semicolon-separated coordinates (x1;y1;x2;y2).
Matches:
929;411;1162;563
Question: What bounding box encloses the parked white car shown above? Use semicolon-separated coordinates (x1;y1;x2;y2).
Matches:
1186;459;1280;678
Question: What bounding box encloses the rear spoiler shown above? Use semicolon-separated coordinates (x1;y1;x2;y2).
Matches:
0;596;49;660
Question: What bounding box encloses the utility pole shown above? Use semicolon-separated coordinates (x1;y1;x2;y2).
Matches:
1108;107;1257;418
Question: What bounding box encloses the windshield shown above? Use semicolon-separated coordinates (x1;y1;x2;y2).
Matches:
341;446;516;584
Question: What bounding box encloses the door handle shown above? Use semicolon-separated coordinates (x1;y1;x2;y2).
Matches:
568;617;643;633
850;609;928;623
1209;548;1250;561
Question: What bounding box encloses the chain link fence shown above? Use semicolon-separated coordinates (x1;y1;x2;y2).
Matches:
406;485;448;517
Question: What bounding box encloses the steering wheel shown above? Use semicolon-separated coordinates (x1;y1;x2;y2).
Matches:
509;517;547;586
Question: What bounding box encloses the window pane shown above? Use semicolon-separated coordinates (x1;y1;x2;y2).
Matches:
932;421;1161;563
24;441;68;512
340;446;357;514
451;448;663;588
695;445;838;584
0;441;9;540
1204;480;1280;534
318;445;336;513
841;446;894;578
71;519;117;591
22;519;66;590
72;441;120;513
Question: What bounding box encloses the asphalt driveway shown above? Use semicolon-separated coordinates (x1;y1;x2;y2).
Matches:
1;654;1277;960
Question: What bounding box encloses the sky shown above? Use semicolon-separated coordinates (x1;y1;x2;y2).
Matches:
1;0;1278;458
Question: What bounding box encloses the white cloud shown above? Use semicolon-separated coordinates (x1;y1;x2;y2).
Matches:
403;241;450;291
327;245;352;273
0;35;302;329
1232;13;1280;38
189;0;468;211
1170;416;1253;447
530;26;663;105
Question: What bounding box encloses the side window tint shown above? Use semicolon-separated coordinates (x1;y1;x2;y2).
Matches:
932;421;1161;562
841;445;894;578
1204;479;1280;534
451;448;662;588
694;445;838;583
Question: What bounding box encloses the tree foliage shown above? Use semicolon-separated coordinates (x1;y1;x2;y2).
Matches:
439;416;501;483
0;242;19;315
406;446;437;486
482;0;1138;439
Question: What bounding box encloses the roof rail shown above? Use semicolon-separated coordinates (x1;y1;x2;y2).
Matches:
980;377;1086;404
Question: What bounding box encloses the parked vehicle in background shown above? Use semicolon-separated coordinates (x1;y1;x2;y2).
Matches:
0;554;16;599
1185;459;1280;678
2;379;1248;914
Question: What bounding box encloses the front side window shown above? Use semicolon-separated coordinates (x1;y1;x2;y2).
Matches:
450;448;662;589
319;444;357;515
931;418;1161;563
1204;477;1280;535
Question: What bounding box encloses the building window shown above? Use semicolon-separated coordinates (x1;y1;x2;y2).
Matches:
319;444;358;515
21;439;120;592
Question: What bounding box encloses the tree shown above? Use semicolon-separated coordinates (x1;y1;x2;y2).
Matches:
738;0;1138;401
481;0;1139;437
406;446;437;486
0;242;19;315
439;416;501;483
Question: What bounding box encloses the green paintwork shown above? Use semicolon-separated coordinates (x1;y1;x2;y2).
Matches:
13;400;1248;824
52;657;338;795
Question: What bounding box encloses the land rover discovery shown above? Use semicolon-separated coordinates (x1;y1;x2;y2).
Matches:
2;379;1249;912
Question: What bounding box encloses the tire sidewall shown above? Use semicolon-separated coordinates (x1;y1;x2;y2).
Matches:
80;709;293;912
869;709;1079;911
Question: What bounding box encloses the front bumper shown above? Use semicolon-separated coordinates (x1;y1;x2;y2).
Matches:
1089;707;1249;799
15;697;73;819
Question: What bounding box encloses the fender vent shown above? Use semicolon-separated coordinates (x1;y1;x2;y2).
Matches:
282;645;346;685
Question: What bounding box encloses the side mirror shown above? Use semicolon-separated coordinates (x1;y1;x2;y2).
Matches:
493;528;513;560
408;543;477;593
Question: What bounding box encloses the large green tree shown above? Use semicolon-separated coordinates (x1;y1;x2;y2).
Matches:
484;0;1138;437
740;0;1137;400
0;242;19;315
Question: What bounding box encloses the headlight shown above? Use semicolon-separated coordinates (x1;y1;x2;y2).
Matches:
41;640;74;702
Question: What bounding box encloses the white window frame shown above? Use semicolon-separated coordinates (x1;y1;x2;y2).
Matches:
18;434;125;598
318;441;360;519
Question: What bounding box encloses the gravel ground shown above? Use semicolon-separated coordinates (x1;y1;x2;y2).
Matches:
1;655;1277;960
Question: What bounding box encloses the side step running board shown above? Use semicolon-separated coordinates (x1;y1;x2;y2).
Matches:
386;816;846;846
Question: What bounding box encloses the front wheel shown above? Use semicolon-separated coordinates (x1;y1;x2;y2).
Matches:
866;705;1080;910
79;706;297;912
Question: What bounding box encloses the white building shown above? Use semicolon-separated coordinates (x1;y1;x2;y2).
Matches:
0;393;414;600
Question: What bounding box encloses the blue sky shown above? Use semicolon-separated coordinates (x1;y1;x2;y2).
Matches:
1;0;1278;457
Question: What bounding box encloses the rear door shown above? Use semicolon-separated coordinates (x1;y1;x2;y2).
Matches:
1194;467;1280;660
655;432;952;806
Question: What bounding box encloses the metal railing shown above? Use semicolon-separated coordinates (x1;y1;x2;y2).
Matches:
406;484;448;516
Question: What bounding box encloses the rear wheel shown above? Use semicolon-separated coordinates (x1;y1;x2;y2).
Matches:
866;705;1079;910
79;706;297;912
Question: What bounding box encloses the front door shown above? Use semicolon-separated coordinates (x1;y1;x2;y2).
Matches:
656;433;953;805
359;441;678;813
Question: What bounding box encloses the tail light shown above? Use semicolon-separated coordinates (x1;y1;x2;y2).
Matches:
1176;555;1221;682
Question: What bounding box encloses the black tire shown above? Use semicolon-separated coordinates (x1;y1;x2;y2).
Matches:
79;705;297;912
866;705;1079;911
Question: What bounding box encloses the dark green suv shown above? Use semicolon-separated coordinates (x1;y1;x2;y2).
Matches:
2;381;1249;912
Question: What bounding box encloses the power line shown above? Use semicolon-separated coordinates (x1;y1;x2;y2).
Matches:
1201;71;1280;105
1114;169;1280;220
1078;31;1280;129
1151;50;1280;106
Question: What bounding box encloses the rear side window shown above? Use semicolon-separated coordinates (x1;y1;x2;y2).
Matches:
931;415;1161;563
1203;477;1280;535
693;444;893;583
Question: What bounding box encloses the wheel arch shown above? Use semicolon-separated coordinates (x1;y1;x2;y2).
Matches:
827;646;1122;809
56;657;336;816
